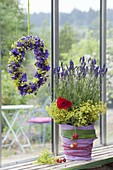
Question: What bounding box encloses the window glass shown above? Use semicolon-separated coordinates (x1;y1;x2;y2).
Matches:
106;0;113;144
59;0;101;149
1;0;51;165
1;0;112;166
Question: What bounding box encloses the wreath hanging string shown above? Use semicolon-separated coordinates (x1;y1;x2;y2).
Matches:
7;0;50;96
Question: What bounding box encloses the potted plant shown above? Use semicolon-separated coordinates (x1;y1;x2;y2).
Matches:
46;56;107;161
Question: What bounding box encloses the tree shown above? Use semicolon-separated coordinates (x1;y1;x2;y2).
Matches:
0;0;29;105
58;29;99;66
0;0;27;70
59;24;79;61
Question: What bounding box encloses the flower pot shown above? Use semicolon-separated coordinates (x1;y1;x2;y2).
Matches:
60;124;97;161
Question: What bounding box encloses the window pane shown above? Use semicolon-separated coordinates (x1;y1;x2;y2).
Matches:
106;0;113;144
1;0;51;165
59;0;101;151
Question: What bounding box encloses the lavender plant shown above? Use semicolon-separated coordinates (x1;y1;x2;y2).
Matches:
47;57;107;126
53;56;107;108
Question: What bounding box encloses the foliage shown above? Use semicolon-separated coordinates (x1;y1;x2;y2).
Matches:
0;1;51;105
59;24;78;61
71;31;99;58
59;30;99;66
47;57;107;126
34;149;66;165
0;0;28;70
0;0;31;104
106;52;113;106
34;150;56;165
30;8;113;28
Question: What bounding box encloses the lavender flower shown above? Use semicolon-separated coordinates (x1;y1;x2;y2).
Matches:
80;56;85;64
11;48;19;56
29;82;37;91
83;70;86;78
70;60;74;70
21;73;27;82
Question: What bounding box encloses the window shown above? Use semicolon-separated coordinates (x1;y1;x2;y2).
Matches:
0;0;112;167
0;0;51;165
106;0;113;144
59;0;101;150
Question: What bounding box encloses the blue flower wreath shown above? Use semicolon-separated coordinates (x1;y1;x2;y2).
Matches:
8;35;50;96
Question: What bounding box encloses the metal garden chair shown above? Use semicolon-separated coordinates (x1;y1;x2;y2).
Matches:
27;96;52;146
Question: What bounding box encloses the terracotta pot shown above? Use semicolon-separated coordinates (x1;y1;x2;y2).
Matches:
60;124;97;161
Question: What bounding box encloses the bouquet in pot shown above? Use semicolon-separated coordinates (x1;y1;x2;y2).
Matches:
46;56;107;161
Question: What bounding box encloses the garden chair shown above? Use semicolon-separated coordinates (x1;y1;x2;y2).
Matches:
27;96;52;146
2;105;33;153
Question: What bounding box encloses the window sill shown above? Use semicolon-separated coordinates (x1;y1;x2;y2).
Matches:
1;144;113;170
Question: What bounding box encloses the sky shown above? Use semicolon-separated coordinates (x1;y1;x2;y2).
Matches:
20;0;113;14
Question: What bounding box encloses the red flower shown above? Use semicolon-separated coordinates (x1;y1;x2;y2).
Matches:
57;97;72;109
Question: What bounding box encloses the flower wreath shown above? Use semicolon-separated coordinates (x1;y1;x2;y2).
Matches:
8;35;50;96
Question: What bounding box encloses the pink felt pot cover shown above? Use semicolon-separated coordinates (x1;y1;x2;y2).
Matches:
60;124;97;161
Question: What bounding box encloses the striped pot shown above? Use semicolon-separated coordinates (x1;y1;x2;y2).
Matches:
60;124;97;161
